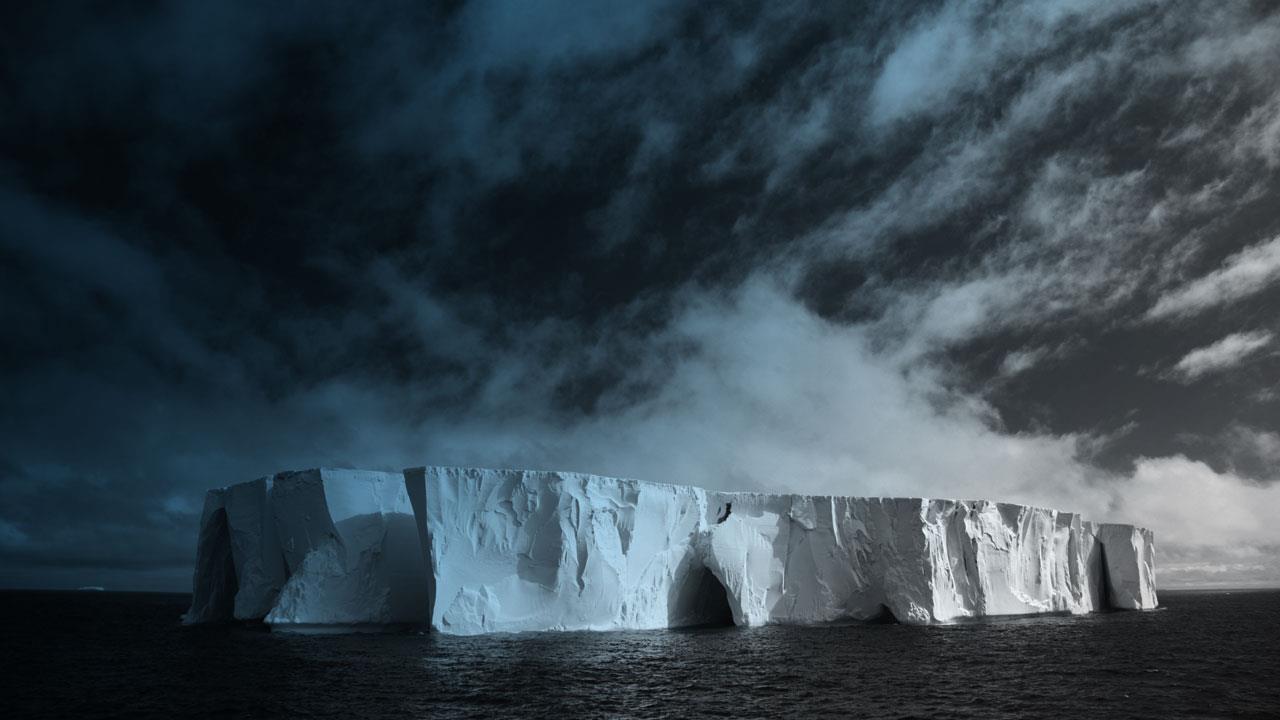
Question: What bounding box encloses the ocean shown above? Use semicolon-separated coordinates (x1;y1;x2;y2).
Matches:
3;589;1278;719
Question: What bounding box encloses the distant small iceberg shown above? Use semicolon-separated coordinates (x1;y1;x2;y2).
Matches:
76;586;106;592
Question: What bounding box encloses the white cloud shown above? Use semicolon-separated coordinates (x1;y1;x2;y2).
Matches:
998;341;1081;378
400;279;1113;513
1000;347;1046;377
867;4;979;127
866;0;1142;127
370;278;1280;581
1224;424;1280;475
1167;331;1273;382
1232;91;1280;168
1122;456;1280;549
1181;12;1280;74
1147;236;1280;320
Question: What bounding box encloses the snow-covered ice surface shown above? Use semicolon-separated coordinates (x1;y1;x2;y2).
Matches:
185;467;1158;633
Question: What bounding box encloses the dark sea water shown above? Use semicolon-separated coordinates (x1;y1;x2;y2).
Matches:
3;590;1278;719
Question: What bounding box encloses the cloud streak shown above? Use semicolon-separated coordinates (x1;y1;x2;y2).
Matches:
1168;331;1273;382
1147;237;1280;321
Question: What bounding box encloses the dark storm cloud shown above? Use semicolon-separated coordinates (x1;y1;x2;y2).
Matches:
4;0;1280;590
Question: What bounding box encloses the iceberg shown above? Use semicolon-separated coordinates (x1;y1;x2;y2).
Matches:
185;467;1159;633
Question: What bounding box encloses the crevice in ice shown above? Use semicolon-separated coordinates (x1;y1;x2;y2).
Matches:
1097;542;1113;611
715;502;732;524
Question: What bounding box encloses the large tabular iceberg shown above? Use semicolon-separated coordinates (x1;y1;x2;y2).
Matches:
185;467;1158;633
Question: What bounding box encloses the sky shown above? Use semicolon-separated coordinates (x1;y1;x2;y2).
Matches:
2;0;1279;592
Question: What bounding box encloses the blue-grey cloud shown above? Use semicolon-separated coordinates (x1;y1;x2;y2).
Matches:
4;0;1280;590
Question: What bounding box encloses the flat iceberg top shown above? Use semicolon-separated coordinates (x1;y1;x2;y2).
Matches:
206;466;1148;530
411;467;1154;532
186;466;1158;634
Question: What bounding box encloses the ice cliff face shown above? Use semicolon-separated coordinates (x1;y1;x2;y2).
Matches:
410;467;720;633
185;467;1158;633
187;469;428;627
703;493;1114;626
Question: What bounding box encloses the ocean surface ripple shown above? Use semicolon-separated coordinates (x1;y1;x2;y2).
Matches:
3;589;1278;719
